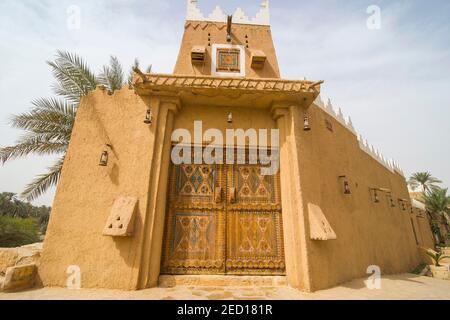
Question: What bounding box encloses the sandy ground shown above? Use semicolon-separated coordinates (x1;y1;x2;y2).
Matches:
1;274;449;300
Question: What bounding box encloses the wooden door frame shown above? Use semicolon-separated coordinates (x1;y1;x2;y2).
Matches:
141;102;313;291
159;145;285;276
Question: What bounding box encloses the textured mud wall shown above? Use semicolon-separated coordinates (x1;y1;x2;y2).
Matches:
174;21;280;79
293;103;433;291
39;88;156;290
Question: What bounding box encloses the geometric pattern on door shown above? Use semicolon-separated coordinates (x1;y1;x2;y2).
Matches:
161;157;285;276
226;164;285;275
234;166;276;203
175;165;215;199
161;162;225;274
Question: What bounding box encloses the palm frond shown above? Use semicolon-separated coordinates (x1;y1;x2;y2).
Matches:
47;50;97;103
424;188;450;217
98;56;124;93
1;98;74;164
11;98;75;137
127;58;140;87
20;157;65;202
408;172;442;193
0;138;67;164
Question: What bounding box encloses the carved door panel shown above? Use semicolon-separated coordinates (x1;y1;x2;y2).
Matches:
161;151;285;276
226;164;286;275
161;164;227;275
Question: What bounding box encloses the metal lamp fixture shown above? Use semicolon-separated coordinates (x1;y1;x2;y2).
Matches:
369;188;380;203
303;116;311;131
374;190;380;203
389;195;396;208
339;175;351;195
227;112;233;124
144;109;153;124
99;151;109;167
99;144;113;167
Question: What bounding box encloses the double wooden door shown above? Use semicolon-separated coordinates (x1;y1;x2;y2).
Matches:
161;159;285;275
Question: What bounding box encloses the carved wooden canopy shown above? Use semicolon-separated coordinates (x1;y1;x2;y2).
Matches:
133;73;323;109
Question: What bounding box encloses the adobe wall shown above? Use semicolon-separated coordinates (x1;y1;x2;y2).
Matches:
293;103;433;291
173;103;276;133
38;86;434;292
39;88;158;290
174;22;280;79
416;216;435;250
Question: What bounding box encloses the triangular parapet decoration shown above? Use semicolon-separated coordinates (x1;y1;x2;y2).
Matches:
186;0;270;26
233;7;249;24
346;116;357;135
187;0;205;21
314;95;325;108
253;0;270;25
313;95;404;175
208;6;227;21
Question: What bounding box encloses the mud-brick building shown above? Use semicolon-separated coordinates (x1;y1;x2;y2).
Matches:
38;1;434;292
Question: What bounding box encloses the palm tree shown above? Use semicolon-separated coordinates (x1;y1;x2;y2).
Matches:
408;172;442;194
0;51;150;201
424;188;450;223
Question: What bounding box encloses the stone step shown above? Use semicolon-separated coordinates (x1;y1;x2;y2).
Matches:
159;275;287;288
1;264;36;292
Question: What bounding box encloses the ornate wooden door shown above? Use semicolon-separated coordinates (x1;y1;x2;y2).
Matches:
226;164;285;275
161;164;227;275
161;154;285;275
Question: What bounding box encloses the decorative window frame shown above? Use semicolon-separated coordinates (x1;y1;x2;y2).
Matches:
211;44;246;78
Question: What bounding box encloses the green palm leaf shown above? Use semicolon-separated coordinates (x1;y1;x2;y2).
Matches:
20;156;65;202
47;50;97;103
1;51;136;201
0;98;74;163
98;56;124;93
408;172;442;193
424;188;450;216
127;58;152;88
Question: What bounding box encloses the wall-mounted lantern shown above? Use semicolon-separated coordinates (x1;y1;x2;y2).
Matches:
99;144;113;167
370;187;389;203
304;116;311;131
388;194;396;208
99;151;109;167
339;175;351;195
227;112;233;124
370;187;392;204
144;109;153;125
374;190;380;203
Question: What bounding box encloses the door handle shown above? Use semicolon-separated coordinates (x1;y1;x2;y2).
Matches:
215;187;222;203
229;187;237;204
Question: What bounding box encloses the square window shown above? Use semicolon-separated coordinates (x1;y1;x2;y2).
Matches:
216;49;241;73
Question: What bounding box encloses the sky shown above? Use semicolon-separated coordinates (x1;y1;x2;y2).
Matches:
0;0;449;206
